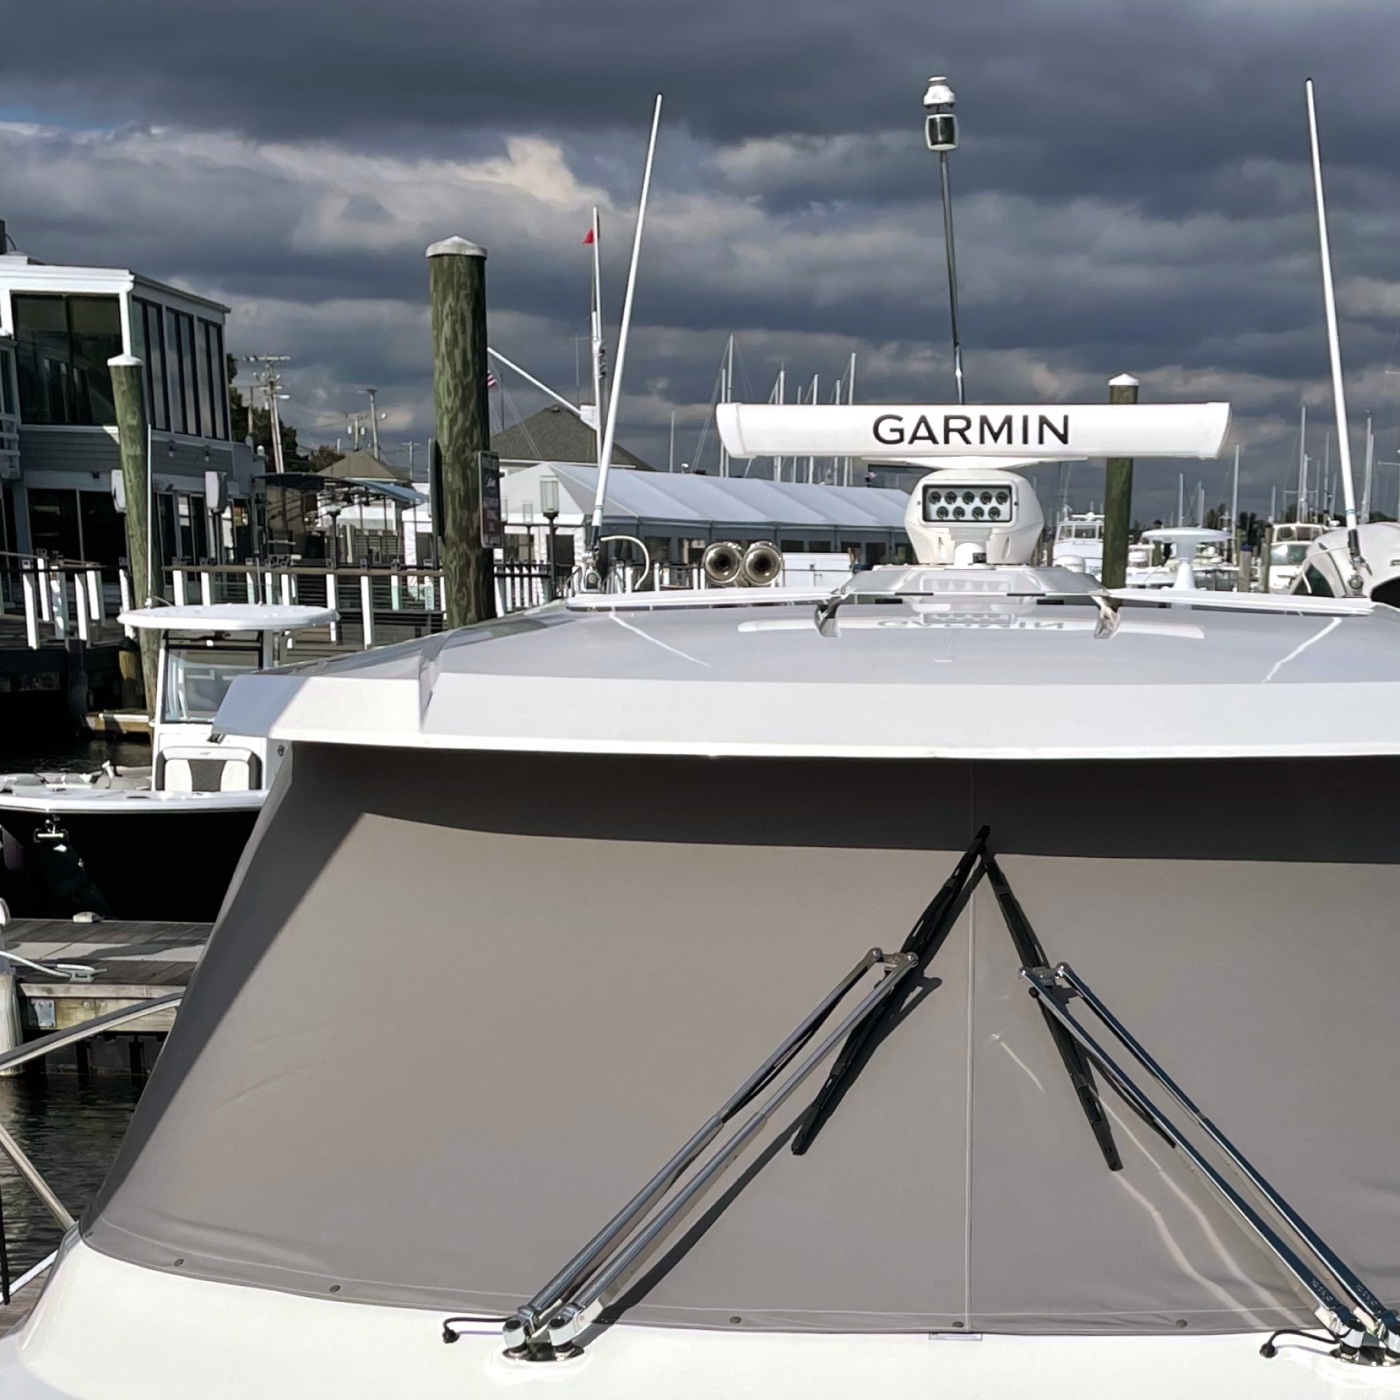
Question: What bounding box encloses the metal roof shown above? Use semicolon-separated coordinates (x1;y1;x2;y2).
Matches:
503;463;910;535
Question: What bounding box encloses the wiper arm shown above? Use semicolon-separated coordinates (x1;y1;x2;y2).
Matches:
501;943;918;1360
980;852;1125;1172
791;826;990;1156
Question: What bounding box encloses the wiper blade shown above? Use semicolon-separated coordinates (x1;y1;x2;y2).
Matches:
502;943;919;1359
980;852;1124;1172
791;826;990;1157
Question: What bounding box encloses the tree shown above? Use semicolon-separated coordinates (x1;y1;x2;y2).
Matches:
305;444;345;473
227;354;301;466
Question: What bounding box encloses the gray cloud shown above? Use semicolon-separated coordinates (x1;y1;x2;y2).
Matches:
3;0;1400;517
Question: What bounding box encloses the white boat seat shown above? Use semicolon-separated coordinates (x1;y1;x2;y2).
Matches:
156;746;262;794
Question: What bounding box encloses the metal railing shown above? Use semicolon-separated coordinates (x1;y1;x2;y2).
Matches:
0;993;182;1305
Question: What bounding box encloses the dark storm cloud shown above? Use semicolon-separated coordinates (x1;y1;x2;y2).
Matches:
3;0;1400;513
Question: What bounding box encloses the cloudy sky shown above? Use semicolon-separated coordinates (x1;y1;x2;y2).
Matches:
4;0;1400;518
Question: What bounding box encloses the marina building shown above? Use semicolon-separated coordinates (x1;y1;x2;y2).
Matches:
0;240;255;569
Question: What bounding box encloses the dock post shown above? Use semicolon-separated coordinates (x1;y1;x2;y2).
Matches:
1101;374;1138;588
108;354;159;711
427;237;496;628
74;577;90;644
200;569;212;607
1236;546;1253;593
172;568;187;607
64;638;88;735
86;569;103;633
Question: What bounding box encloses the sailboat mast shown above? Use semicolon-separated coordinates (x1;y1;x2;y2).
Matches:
1363;415;1374;522
1297;404;1308;522
590;206;605;466
720;333;734;477
1305;78;1364;585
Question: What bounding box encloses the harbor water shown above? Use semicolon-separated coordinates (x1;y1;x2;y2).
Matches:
1;734;150;1277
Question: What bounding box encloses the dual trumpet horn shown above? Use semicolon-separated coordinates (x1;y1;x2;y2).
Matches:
701;540;783;587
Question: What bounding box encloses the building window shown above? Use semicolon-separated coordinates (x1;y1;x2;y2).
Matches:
0;345;16;418
133;298;171;432
164;307;205;436
199;320;229;440
12;294;122;426
28;488;82;559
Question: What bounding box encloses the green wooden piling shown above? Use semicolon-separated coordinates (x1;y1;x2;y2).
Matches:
108;355;159;711
427;238;496;628
1100;373;1139;589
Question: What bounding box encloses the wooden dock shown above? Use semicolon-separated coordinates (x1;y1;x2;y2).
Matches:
5;918;209;1073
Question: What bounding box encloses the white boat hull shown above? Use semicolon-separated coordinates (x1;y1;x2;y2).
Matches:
1;1242;1389;1400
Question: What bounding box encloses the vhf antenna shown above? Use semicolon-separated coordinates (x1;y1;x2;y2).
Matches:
925;76;965;404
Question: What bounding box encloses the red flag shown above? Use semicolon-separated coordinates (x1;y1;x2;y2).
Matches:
582;227;595;245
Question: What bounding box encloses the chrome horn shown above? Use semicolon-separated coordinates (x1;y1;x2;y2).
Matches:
741;541;783;587
702;541;745;586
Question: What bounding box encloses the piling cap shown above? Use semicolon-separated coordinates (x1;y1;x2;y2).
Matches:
107;353;145;368
426;236;487;260
1108;373;1140;387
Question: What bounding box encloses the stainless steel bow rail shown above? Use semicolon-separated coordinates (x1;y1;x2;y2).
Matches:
0;992;182;1306
496;945;917;1360
982;852;1400;1368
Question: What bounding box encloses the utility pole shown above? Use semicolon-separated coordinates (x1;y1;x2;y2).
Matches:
244;355;291;473
668;410;676;473
1100;373;1138;588
365;388;381;458
427;236;495;626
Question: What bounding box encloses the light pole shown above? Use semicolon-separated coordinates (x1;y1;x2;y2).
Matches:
924;75;965;404
541;476;560;600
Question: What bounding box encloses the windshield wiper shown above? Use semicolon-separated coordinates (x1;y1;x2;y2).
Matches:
790;826;990;1156
500;942;919;1359
980;852;1123;1172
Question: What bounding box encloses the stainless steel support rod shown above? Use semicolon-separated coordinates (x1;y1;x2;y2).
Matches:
0;1119;73;1230
0;993;182;1077
938;151;965;405
546;952;917;1347
510;948;889;1341
1059;963;1398;1348
1024;970;1364;1347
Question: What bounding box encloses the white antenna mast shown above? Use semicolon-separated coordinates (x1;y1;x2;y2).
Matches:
589;93;662;553
1305;78;1365;588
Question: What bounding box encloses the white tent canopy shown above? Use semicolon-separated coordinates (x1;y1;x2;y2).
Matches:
501;463;910;544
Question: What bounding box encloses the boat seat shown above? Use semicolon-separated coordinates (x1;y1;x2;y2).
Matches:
156;746;262;794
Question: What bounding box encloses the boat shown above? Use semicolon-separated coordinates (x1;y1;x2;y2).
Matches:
1264;522;1332;594
6;386;1400;1397
0;602;334;921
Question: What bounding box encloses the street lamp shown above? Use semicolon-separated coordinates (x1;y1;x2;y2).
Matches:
924;74;965;404
540;476;560;600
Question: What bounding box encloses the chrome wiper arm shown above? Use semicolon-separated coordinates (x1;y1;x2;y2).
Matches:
1055;963;1400;1362
502;944;917;1360
1030;962;1394;1363
791;826;990;1156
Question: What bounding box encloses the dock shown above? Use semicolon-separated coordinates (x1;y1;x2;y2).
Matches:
4;919;209;1074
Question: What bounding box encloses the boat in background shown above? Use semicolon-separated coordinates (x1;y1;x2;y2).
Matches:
0;603;334;921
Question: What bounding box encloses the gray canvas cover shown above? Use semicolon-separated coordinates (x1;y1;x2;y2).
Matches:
85;747;1400;1334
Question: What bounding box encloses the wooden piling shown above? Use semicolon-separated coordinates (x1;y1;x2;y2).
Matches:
1100;374;1139;589
427;238;496;628
108;355;159;711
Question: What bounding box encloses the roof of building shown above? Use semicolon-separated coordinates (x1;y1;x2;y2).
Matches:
492;405;651;470
312;448;410;483
502;462;910;535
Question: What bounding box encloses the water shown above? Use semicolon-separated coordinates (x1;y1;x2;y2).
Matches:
1;735;148;776
0;732;150;1279
0;1073;141;1276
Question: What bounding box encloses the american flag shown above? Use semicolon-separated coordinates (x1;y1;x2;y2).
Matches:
486;369;499;388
